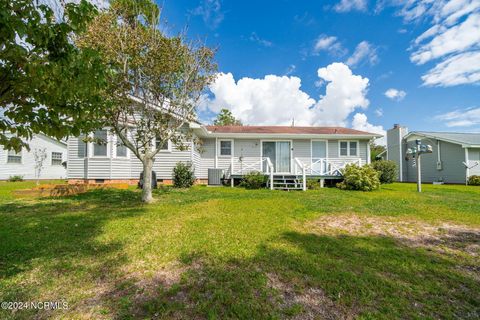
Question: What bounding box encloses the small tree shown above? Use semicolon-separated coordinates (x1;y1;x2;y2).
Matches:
33;148;47;185
78;0;216;203
213;109;242;126
370;143;386;162
371;160;397;184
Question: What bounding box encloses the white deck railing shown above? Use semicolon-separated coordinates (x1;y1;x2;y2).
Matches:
300;158;362;176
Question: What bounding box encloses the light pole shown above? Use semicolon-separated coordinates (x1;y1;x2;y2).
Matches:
406;139;433;193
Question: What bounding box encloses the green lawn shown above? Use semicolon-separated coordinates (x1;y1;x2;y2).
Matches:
0;182;479;319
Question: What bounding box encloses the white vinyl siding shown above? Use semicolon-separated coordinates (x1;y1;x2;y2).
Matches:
1;134;67;180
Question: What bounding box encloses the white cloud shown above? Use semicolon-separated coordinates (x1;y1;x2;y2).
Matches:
346;41;379;67
421;51;480;87
311;63;370;126
352;113;386;145
435;107;480;127
249;32;273;47
285;64;296;75
313;35;347;56
334;0;367;12
384;88;407;101
203;63;381;133
191;0;224;29
205;73;315;125
375;108;384;117
396;0;480;86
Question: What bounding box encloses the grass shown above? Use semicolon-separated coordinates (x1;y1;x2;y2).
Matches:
0;182;479;319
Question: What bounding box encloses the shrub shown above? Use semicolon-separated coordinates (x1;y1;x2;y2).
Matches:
468;175;480;186
240;171;267;189
173;162;195;188
371;160;397;184
306;178;321;190
8;175;24;182
337;164;380;191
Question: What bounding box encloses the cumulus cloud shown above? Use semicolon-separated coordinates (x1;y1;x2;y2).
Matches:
352;113;386;145
384;88;407;101
375;108;384;117
346;41;379;67
334;0;367;12
435;107;480;127
396;0;480;86
311;63;370;126
205;73;315;125
202;63;380;133
190;0;224;29
313;35;347;56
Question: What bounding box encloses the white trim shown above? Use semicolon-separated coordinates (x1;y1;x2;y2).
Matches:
198;131;382;140
367;141;371;164
260;139;293;174
89;130;111;158
214;137;218;168
338;140;359;157
310;139;328;165
217;139;234;157
6;148;23;164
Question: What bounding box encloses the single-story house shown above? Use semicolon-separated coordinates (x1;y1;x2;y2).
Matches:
67;123;381;189
386;124;480;184
0;134;67;180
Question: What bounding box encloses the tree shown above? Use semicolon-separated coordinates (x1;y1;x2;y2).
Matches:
33;147;47;186
0;0;107;152
77;0;216;203
213;108;242;126
370;142;386;162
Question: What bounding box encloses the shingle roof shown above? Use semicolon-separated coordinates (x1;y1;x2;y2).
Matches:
206;125;379;136
411;131;480;146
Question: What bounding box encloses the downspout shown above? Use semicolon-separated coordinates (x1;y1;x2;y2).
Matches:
465;148;469;185
399;129;403;182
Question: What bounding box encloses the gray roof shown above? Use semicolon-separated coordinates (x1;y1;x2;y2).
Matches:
407;131;480;146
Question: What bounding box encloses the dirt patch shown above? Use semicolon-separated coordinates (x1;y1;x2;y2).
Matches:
267;273;355;320
309;214;480;257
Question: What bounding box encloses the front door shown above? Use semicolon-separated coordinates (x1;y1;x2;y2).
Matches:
262;141;291;173
312;141;327;175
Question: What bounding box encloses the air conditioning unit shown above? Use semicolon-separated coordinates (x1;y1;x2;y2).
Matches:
436;161;443;171
208;168;224;186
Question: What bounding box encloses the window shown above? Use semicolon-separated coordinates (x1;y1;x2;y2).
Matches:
349;141;358;156
156;138;170;151
339;141;358;157
93;130;107;156
51;152;63;165
340;141;348;156
116;137;127;157
219;140;232;156
7;150;22;163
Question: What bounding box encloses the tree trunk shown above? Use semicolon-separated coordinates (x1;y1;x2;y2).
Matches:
142;156;154;203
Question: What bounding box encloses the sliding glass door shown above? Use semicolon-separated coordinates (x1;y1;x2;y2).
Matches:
262;141;291;173
311;141;327;175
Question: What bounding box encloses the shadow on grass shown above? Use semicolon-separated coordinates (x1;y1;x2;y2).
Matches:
0;189;147;319
111;230;480;319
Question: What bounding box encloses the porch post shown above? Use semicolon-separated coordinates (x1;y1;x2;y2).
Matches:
270;167;274;190
302;167;306;191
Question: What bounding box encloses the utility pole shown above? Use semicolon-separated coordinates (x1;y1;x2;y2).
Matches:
406;139;432;193
416;140;422;192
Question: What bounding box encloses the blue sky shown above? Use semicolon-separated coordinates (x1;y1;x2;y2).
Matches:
159;0;480;136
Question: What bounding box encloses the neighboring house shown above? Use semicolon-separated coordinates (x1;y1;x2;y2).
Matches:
0;134;67;180
387;124;480;184
67;124;381;189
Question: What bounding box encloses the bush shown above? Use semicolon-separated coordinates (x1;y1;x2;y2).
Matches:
240;171;267;189
8;175;24;182
337;164;380;191
468;175;480;186
371;160;397;184
173;162;195;188
306;178;321;190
